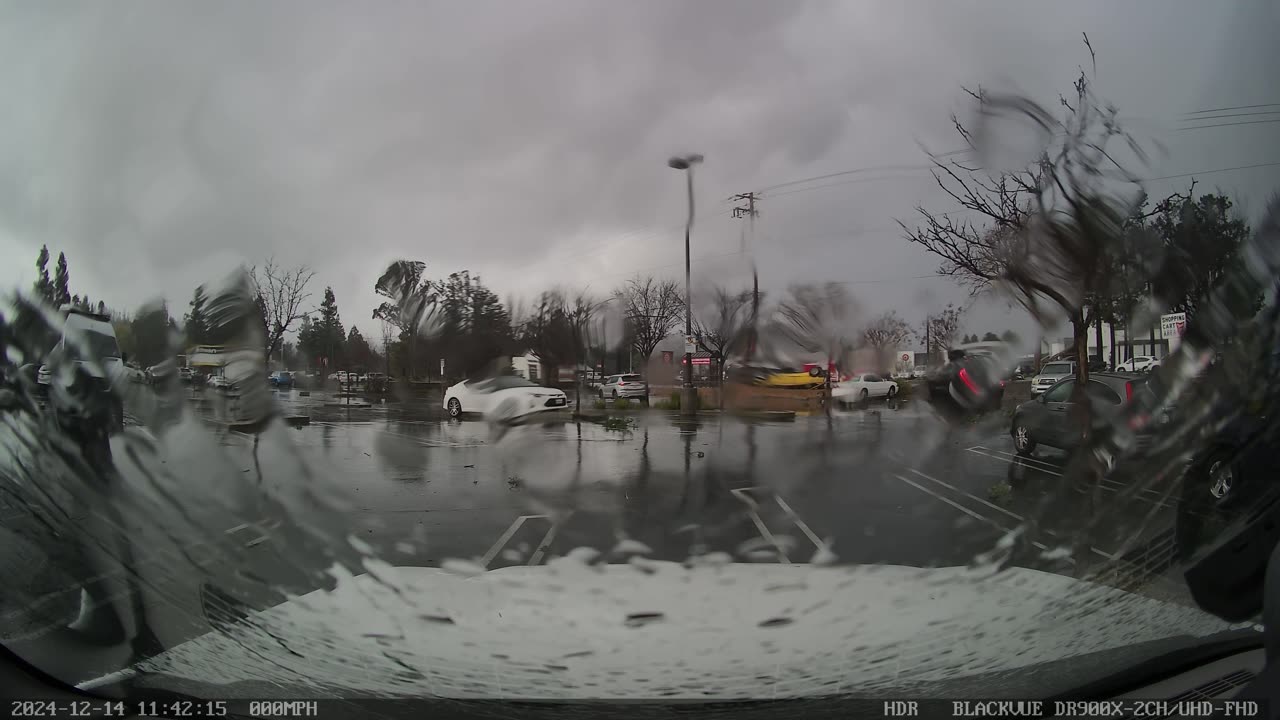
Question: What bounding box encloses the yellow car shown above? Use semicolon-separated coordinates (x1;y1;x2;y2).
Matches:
748;366;827;389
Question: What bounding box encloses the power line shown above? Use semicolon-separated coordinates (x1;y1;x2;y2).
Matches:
833;274;946;284
765;173;935;200
1185;102;1280;115
741;151;975;198
1178;109;1280;122
1176;118;1280;132
1144;160;1280;182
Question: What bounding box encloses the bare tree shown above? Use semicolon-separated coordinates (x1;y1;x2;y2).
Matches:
249;258;315;360
378;317;396;377
862;311;913;371
920;303;965;362
566;292;610;408
692;286;752;387
613;276;684;365
899;37;1164;386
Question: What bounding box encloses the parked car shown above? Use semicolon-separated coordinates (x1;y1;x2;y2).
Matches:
926;348;1003;415
599;373;648;399
1009;373;1151;456
268;371;294;388
444;375;568;419
747;366;827;389
1115;355;1159;373
178;367;194;384
208;374;232;391
366;372;388;392
1030;361;1076;396
833;373;898;405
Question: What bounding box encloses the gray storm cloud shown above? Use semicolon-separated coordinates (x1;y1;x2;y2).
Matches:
0;0;1275;345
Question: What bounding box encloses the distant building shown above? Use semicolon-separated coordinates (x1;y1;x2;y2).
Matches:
510;352;541;382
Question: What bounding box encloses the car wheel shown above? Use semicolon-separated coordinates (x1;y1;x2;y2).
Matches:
612;390;618;399
1013;424;1036;456
887;385;897;398
447;398;462;418
859;388;869;404
1203;451;1238;507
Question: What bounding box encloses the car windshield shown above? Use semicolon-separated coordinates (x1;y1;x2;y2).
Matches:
2;3;1278;713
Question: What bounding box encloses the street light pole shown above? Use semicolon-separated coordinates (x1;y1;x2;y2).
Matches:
668;153;703;416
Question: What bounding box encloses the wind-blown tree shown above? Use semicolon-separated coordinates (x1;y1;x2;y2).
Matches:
862;311;914;370
900;40;1160;386
373;260;438;380
614;276;684;365
249;259;315;360
773;282;860;405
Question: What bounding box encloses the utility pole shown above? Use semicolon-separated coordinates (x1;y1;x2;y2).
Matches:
732;192;760;363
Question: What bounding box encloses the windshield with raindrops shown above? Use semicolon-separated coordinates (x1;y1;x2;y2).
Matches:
1;2;1278;716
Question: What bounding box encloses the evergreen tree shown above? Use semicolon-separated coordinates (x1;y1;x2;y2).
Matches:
33;245;53;303
52;252;71;308
184;286;210;347
318;287;347;368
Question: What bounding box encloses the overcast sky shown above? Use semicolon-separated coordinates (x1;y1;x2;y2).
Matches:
1;0;1277;351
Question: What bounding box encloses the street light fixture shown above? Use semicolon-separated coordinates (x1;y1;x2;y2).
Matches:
668;153;703;416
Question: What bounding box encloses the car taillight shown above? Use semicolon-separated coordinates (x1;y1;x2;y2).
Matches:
958;367;980;394
1125;382;1133;402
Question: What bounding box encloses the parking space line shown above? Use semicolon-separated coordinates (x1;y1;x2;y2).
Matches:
480;514;549;568
730;488;792;563
527;515;569;566
893;473;1028;538
773;496;829;554
898;470;1115;561
908;468;1023;522
965;447;1174;509
971;446;1064;473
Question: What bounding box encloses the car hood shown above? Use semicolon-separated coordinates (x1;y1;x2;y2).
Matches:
83;562;1233;700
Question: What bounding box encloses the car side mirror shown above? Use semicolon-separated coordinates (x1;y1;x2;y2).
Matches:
121;352;129;365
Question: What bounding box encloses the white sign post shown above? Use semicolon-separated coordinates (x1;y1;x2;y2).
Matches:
1160;312;1187;353
685;335;697;354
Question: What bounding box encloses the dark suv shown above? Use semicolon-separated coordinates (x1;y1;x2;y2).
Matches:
1010;372;1150;456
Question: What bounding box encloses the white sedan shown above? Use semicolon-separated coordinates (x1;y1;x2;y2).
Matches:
832;372;898;405
1115;356;1159;373
443;376;569;420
